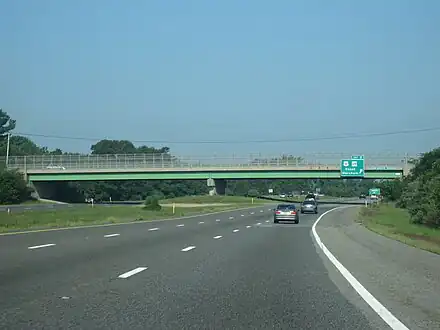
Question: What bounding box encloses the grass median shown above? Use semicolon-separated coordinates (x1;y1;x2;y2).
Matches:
160;195;268;204
0;199;264;233
357;204;440;254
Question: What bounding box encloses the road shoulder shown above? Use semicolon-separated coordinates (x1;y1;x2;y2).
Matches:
315;206;440;330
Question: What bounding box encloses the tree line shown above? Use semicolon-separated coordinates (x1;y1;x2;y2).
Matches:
0;108;417;205
379;147;440;228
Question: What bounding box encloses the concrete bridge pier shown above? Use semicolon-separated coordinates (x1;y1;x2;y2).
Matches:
207;178;226;195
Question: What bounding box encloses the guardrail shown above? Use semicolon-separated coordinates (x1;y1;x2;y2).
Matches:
2;153;410;171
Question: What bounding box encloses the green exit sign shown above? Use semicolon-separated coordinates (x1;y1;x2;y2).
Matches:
369;188;381;195
340;158;365;177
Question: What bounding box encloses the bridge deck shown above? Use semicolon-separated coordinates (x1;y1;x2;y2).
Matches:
22;165;404;174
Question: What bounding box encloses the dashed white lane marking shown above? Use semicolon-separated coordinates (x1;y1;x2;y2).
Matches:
229;216;234;219
246;225;252;228
198;221;204;224
104;234;120;238
233;229;239;233
148;227;160;231
256;222;262;225
312;207;409;330
216;219;221;222
265;220;269;223
241;214;245;217
28;243;56;250
181;246;196;252
176;224;184;227
250;212;255;215
213;235;222;239
118;267;147;279
260;210;263;213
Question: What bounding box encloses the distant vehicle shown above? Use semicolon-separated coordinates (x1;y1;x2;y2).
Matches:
305;193;316;200
359;193;366;199
273;204;299;224
279;194;286;198
300;200;318;214
46;165;66;170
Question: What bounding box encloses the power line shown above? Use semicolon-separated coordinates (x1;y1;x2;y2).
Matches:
14;126;440;145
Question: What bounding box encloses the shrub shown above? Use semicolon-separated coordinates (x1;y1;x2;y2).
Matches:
143;195;162;211
0;169;29;204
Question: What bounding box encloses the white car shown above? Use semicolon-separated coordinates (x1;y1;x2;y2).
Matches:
46;165;66;170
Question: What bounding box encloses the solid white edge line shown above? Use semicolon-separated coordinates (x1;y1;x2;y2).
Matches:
118;267;147;279
213;235;222;239
28;243;56;250
181;246;196;252
104;234;120;237
312;206;409;330
148;227;159;231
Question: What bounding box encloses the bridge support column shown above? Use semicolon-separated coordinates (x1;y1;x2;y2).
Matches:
207;178;226;195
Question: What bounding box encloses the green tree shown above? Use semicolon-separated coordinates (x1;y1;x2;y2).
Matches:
0;109;16;136
0;169;29;204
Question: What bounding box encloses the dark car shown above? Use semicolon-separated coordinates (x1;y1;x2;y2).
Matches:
359;193;366;199
273;204;299;224
305;193;317;201
300;200;318;214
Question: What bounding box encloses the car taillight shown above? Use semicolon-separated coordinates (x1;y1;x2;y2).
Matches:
275;211;281;214
291;211;296;215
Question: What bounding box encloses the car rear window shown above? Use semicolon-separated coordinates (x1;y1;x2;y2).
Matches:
277;204;295;209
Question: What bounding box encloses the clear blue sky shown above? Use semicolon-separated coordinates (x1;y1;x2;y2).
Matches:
1;0;439;158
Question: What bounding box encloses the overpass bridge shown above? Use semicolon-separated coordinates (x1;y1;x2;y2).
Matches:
5;153;410;198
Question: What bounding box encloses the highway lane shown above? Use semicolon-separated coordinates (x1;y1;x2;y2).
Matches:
0;205;387;329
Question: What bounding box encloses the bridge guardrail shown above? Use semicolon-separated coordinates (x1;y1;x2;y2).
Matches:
2;153;408;171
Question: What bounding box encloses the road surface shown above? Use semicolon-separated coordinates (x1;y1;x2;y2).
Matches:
0;205;391;329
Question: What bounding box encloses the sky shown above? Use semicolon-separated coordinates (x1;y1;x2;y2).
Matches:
1;0;439;161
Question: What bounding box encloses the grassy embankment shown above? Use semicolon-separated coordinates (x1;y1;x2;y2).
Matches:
357;204;440;255
0;195;269;233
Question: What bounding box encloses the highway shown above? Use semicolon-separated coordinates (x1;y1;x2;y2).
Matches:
0;205;391;329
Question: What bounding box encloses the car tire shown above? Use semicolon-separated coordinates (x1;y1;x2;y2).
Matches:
274;218;279;224
294;219;299;224
301;210;304;214
315;210;318;214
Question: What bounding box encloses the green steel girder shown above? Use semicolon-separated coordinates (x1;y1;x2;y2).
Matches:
27;169;403;182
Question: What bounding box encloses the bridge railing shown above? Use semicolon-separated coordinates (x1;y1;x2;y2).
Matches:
2;153;409;171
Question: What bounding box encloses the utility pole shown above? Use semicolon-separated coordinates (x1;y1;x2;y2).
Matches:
5;133;10;167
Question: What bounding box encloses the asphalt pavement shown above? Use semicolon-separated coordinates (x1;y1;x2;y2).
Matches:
0;205;390;329
316;206;440;330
